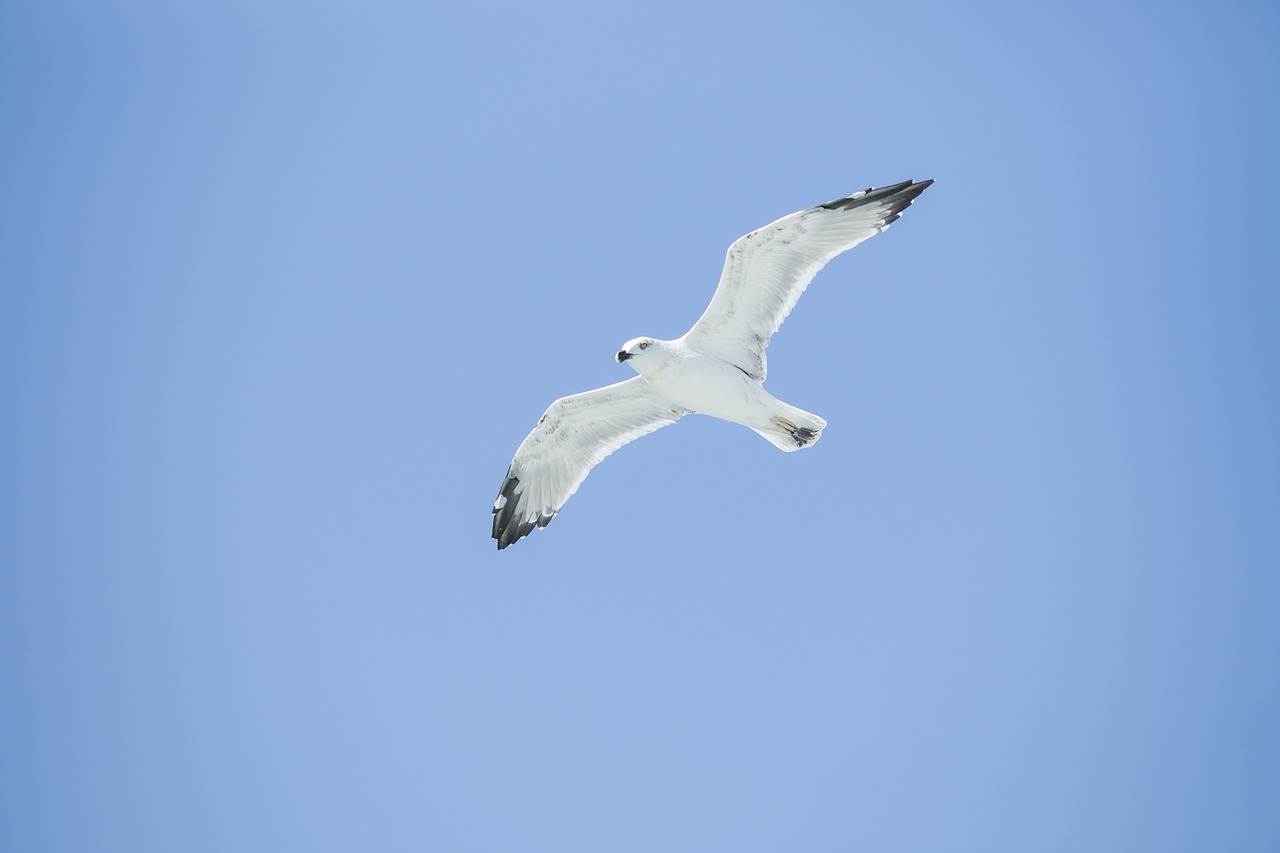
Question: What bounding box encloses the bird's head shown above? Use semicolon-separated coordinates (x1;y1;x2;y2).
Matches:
616;337;661;372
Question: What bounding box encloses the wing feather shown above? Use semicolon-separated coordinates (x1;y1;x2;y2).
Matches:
681;179;933;379
492;376;685;549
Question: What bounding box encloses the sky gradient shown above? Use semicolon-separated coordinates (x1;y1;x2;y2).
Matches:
3;2;1279;851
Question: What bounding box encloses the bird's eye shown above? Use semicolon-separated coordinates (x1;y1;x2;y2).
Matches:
639;341;649;350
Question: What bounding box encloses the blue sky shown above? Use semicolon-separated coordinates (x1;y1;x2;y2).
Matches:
2;1;1278;850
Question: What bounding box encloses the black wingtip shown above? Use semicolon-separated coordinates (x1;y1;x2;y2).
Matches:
492;471;556;550
819;178;934;214
492;471;524;550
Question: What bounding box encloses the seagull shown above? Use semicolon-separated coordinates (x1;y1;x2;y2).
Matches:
492;179;933;549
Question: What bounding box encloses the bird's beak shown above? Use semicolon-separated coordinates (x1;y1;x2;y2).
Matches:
616;351;631;362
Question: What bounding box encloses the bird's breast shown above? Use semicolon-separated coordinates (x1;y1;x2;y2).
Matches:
647;354;764;422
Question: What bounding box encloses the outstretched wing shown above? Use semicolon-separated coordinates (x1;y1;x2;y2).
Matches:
492;376;686;549
681;179;933;380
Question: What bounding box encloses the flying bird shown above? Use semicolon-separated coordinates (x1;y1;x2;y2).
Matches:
492;179;934;549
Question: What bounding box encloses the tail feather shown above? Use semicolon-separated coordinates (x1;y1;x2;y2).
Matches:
752;405;826;452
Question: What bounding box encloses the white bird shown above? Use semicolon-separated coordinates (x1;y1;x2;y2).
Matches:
492;179;934;549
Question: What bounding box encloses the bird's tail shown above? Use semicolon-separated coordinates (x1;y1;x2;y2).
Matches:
752;403;826;452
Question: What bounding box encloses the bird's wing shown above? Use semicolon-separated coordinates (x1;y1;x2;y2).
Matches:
492;376;686;549
681;179;933;380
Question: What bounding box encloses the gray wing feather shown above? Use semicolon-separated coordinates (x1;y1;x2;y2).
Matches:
492;376;685;549
681;179;933;380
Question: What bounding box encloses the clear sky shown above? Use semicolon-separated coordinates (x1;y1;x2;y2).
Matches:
2;1;1278;851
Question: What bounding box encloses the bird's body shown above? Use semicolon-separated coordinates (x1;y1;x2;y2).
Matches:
619;337;826;452
492;179;934;549
627;339;763;424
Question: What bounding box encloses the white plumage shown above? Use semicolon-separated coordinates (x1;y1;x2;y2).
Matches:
493;179;933;549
